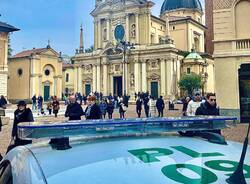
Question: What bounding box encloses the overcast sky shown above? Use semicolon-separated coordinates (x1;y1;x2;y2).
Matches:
0;0;204;56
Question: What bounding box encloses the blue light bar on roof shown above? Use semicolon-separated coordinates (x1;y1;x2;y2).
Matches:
17;116;237;140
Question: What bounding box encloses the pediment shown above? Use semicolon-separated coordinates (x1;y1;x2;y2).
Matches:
91;0;148;16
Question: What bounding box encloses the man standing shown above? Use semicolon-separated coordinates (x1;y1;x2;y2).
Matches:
186;92;203;116
156;96;165;117
31;94;37;110
143;95;150;118
65;95;84;120
0;95;7;109
195;93;220;134
136;97;143;118
37;95;43;115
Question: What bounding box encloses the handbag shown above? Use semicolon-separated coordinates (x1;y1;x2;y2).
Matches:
122;104;127;112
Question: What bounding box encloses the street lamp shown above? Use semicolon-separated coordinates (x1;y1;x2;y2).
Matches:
118;41;135;96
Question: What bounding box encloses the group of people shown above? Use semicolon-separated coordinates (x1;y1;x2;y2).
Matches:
32;95;60;117
3;91;220;154
135;93;165;118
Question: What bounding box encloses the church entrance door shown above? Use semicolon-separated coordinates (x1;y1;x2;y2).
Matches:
151;82;158;99
239;64;250;123
85;84;91;96
44;85;50;101
113;76;122;97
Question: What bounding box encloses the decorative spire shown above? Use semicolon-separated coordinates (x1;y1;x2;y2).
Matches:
165;15;170;38
47;39;51;49
79;24;84;53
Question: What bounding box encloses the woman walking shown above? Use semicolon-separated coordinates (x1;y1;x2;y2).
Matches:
52;96;60;118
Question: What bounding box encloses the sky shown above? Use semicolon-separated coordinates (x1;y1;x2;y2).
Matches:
0;0;204;56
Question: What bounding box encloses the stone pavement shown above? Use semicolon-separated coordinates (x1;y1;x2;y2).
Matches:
0;104;249;156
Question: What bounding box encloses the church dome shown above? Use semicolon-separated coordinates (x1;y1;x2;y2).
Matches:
160;0;203;14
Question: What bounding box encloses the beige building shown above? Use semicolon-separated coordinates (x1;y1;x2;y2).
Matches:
8;45;63;102
67;0;213;100
213;0;250;122
62;63;75;95
181;50;215;95
0;21;19;97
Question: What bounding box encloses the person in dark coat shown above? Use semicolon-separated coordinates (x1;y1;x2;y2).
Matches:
107;100;114;119
99;99;108;119
85;96;101;120
143;96;149;118
31;95;37;110
136;97;143;118
118;99;126;119
65;95;84;121
0;95;7;109
11;100;34;147
52;96;60;118
156;96;165;117
195;93;220;134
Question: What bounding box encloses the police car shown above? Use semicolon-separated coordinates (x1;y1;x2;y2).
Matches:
0;116;249;184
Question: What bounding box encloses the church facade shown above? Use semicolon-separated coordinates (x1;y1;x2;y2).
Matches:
8;45;63;102
70;0;213;100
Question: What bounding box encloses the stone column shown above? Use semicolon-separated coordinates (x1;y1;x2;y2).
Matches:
92;65;97;92
96;63;101;92
166;60;172;97
54;77;57;96
160;59;166;96
103;58;108;96
135;13;139;44
134;60;141;93
126;14;130;41
74;67;78;93
106;19;110;41
98;20;102;48
147;12;151;44
39;76;42;96
94;20;98;49
141;60;147;92
78;66;82;93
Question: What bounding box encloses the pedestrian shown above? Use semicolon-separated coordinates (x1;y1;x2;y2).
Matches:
118;99;126;119
156;96;165;117
143;96;150;117
47;100;53;115
65;95;84;120
136;97;143;118
148;96;157;117
182;96;191;116
52;96;60;118
83;95;87;105
11;101;33;148
31;94;37;110
37;95;43;115
186;92;203;116
107;100;114;119
195;93;221;134
99;99;107;119
0;95;7;109
85;95;101;120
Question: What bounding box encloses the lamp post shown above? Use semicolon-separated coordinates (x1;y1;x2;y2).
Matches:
119;41;135;96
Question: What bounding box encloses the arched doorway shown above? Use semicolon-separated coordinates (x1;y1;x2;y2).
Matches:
239;64;250;123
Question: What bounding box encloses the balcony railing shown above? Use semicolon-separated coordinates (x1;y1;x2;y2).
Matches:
236;39;250;50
